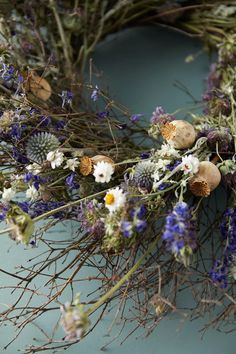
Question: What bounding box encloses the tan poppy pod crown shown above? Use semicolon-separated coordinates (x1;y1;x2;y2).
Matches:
80;155;115;176
161;120;197;149
189;161;221;197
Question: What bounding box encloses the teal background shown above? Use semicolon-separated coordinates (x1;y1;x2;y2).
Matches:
0;26;235;353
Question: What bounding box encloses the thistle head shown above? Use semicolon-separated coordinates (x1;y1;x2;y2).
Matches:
26;132;60;163
132;161;156;193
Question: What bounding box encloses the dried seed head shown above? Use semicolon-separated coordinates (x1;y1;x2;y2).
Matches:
91;155;115;167
189;161;221;197
80;156;93;176
207;127;233;153
25;72;52;101
161;120;196;149
0;110;15;132
26;132;60;163
189;176;210;197
133;161;156;193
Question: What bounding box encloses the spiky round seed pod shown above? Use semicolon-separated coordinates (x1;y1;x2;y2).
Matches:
207;128;233;152
26;132;60;163
133;161;156;193
80;156;93;176
161;120;196;149
189;161;221;197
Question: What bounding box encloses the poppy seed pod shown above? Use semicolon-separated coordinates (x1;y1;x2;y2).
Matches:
80;156;93;176
80;155;115;176
25;72;52;101
161;120;197;149
189;161;221;197
91;155;115;167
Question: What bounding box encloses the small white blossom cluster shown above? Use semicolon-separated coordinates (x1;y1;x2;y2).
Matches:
26;163;42;175
47;150;64;169
158;143;180;158
63;158;79;172
46;150;80;172
1;187;16;202
26;185;39;201
152;159;170;187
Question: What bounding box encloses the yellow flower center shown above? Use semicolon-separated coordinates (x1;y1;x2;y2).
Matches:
105;193;115;205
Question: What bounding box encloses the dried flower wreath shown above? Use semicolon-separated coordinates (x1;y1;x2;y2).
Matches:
0;1;236;352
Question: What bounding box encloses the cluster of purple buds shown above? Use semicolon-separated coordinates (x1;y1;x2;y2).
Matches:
120;204;147;238
60;90;73;108
162;201;197;266
210;208;236;288
206;127;233;153
91;85;99;102
0;59;23;93
203;90;231;116
78;200;105;238
150;106;174;126
66;173;79;190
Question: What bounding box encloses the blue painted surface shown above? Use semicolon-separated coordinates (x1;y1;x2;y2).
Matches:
0;26;235;354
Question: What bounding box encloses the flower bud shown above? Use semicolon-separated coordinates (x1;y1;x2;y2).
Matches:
161;120;196;149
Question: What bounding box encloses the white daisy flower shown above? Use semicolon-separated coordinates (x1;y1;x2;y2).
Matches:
1;187;16;202
181;155;199;175
93;161;114;183
47;150;64;169
104;187;126;213
26;185;39;201
64;158;79;172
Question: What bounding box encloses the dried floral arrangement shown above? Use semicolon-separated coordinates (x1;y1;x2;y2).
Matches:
0;1;236;352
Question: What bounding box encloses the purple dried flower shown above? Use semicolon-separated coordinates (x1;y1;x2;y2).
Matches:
66;173;79;189
96;111;109;119
162;202;196;266
24;172;33;183
135;219;147;233
210;260;228;288
11;123;21;140
210;208;236;288
203;90;231;116
13;147;29;164
121;221;133;238
150;106;173;125
91;85;99;101
60;90;73;108
78;201;104;237
140;152;151;159
130;114;143;122
29;201;65;219
60;302;90;341
207;128;233;153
